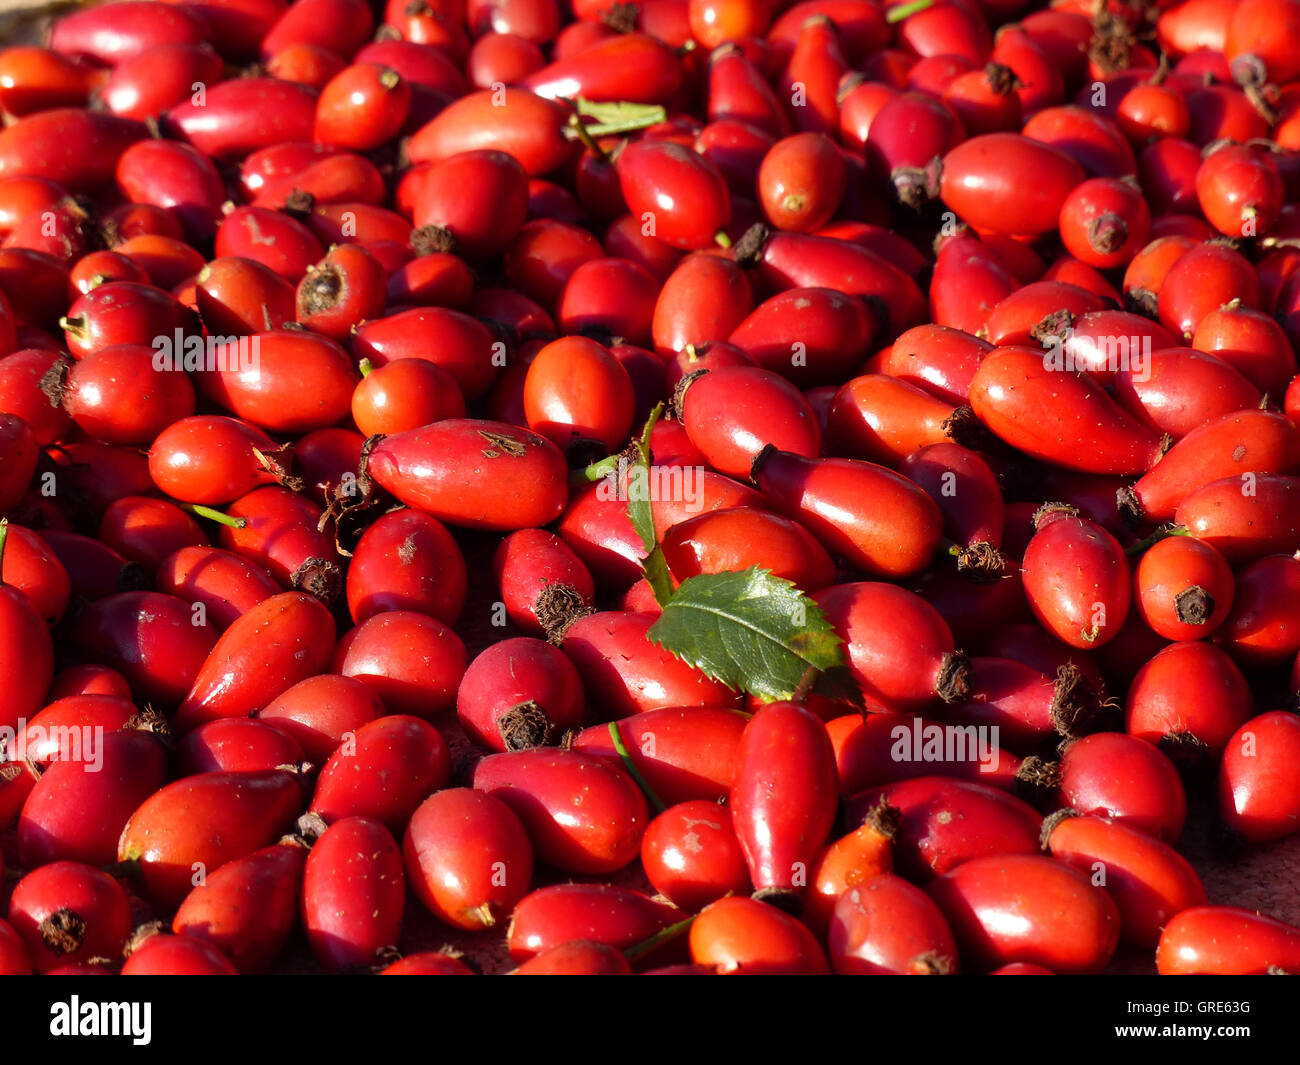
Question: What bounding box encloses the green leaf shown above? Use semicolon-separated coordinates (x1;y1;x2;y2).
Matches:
624;404;675;606
573;98;666;124
573;98;667;136
885;0;935;22
626;402;662;553
646;567;847;701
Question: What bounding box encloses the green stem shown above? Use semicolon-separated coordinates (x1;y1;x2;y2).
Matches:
571;451;624;487
791;665;820;705
567;113;608;160
1124;524;1191;557
357;358;374;378
58;315;85;337
608;721;667;814
0;517;8;576
641;546;677;607
714;230;732;249
624;912;696;963
886;0;935;22
180;504;247;529
635;404;662;475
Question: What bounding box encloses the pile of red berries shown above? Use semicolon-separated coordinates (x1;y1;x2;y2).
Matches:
0;0;1299;976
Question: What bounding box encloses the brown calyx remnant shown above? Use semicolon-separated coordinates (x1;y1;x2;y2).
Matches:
538;582;594;645
39;909;87;955
497;701;558;751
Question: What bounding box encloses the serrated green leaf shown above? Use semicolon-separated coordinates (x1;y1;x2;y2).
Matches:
646;567;846;701
747;663;865;710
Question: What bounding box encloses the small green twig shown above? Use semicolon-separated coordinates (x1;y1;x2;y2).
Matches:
608;721;667;814
567;113;608;160
791;665;819;705
572;451;625;487
180;504;247;529
624;912;696;963
1124;524;1191;557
